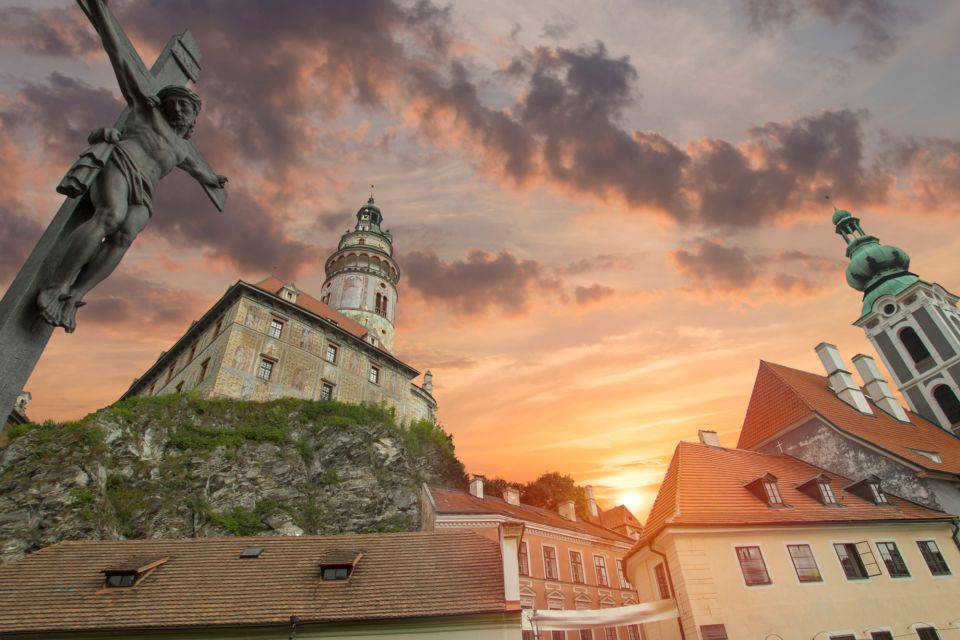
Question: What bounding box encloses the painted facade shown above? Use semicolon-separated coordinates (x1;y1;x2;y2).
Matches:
122;278;436;426
422;481;644;640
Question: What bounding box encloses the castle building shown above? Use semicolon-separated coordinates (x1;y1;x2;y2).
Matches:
834;209;960;432
122;197;437;426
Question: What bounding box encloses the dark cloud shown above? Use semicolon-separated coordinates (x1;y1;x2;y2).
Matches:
0;204;44;285
672;239;760;292
572;284;615;306
0;6;99;57
741;0;913;61
770;273;820;295
560;254;633;275
402;249;546;315
883;138;960;208
79;273;207;332
541;14;576;40
317;210;352;232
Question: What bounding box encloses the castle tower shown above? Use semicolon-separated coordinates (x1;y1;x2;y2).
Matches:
321;196;400;350
834;208;960;432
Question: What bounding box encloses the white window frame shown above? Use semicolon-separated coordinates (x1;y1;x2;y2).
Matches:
325;342;338;364
616;557;631;589
257;358;275;381
268;318;284;339
874;539;912;579
542;544;560;581
369;365;380;384
784;542;824;585
518;541;530;577
569;550;585;584
593;554;609;587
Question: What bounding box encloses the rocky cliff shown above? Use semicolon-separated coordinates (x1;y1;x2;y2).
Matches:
0;395;468;561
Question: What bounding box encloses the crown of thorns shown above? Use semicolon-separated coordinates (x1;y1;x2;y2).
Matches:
157;85;201;112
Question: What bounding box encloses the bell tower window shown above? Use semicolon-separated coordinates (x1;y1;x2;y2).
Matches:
899;327;933;368
933;385;960;426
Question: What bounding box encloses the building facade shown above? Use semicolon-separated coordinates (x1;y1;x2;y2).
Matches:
122;199;437;426
834;208;960;432
422;479;643;640
627;439;960;640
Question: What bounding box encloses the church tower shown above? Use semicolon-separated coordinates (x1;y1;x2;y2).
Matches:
321;196;400;351
834;208;960;432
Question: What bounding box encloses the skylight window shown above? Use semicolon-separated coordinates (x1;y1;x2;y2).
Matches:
239;547;263;559
102;556;168;588
909;449;942;464
318;549;362;582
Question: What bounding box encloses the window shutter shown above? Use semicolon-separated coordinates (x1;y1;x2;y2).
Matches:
855;541;883;577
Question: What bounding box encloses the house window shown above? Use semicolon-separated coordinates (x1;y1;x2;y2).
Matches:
626;626;642;640
876;542;910;577
917;540;951;575
552;632;565;640
268;319;284;339
604;629;617;640
763;480;783;505
834;543;870;579
543;545;559;580
321;383;333;401
654;563;671;599
616;558;631;589
700;625;728;640
900;326;933;367
570;550;585;583
933;385;960;426
787;544;822;582
518;541;529;577
868;482;888;504
580;631;594;640
199;358;210;383
594;555;609;587
735;546;771;586
830;636;856;640
175;381;184;393
819;481;838;505
325;344;338;364
369;366;380;384
870;632;893;640
916;628;941;640
257;359;274;381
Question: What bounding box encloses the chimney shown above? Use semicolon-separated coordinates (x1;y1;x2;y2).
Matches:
469;475;484;499
423;370;433;395
499;522;524;607
586;485;599;518
558;500;576;521
852;354;910;421
504;486;520;505
698;430;721;447
815;343;873;415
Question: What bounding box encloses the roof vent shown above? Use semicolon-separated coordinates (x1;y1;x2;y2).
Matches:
102;556;168;588
318;549;362;581
698;430;721;447
815;343;873;416
503;486;521;505
239;547;264;559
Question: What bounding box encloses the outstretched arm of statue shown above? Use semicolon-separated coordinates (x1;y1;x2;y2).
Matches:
179;152;228;190
83;0;156;109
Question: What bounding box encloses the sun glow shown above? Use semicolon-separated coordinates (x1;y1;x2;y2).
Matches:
618;490;644;515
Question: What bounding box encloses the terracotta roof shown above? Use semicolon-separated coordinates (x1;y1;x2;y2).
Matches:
430;487;632;544
252;276;370;340
0;531;508;635
738;361;960;474
598;505;643;532
634;441;954;551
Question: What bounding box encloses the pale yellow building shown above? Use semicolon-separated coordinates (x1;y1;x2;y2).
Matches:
121;197;437;426
626;435;960;640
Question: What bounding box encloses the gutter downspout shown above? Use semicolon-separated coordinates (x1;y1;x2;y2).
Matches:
650;544;686;640
951;519;960;555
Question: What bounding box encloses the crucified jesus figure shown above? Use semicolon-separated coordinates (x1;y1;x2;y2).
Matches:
37;0;227;333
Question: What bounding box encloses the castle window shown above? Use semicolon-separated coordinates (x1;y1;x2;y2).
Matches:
899;327;933;368
257;359;274;381
593;554;609;587
268;319;284;339
166;361;176;383
175;381;184;393
199;358;210;383
369;366;380;384
321;383;333;401
148;380;156;395
188;343;197;361
214;316;223;336
325;344;338;364
933;385;960;426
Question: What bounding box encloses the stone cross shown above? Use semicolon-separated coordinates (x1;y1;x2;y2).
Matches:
0;0;226;424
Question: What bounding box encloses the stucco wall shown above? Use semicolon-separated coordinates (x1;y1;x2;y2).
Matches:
630;523;960;639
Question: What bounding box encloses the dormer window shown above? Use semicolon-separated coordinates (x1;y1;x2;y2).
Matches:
796;474;842;507
319;550;362;582
819;481;838;505
745;473;788;507
102;556;168;588
844;475;890;505
869;482;888;504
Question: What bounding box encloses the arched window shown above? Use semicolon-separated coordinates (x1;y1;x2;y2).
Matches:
382;297;388;316
933;385;960;426
899;327;933;366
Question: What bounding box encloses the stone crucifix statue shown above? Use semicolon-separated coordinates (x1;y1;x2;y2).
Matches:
36;0;228;333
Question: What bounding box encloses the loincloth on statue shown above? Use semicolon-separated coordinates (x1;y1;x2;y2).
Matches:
57;136;154;215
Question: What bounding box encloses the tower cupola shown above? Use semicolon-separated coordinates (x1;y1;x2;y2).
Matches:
835;209;960;434
320;194;400;351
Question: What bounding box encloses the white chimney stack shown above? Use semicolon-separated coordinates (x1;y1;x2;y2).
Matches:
852;354;910;422
504;487;520;505
586;485;599;518
558;500;576;521
698;430;721;447
469;475;484;499
815;343;873;415
423;370;433;395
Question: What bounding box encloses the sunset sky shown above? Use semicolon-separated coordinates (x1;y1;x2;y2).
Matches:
1;0;959;520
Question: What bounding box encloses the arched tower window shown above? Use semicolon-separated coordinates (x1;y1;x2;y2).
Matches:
383;297;388;316
899;327;933;367
933;385;960;426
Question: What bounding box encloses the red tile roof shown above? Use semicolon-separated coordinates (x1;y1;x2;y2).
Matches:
0;531;508;635
635;441;954;551
598;505;643;532
252;276;371;341
738;361;960;474
430;487;633;544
